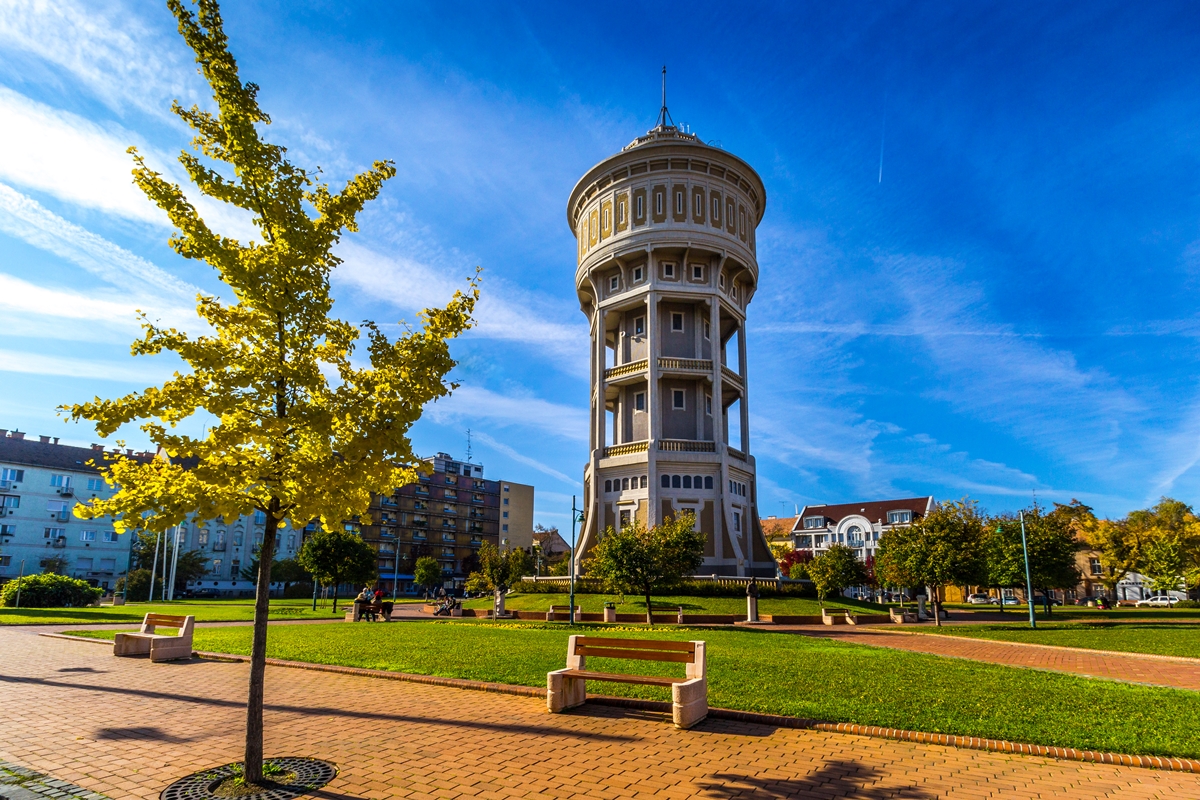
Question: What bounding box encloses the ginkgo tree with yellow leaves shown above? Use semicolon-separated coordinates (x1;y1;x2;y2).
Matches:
64;0;477;785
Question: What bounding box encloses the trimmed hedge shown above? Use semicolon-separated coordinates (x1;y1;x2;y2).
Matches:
512;577;817;598
1;573;103;608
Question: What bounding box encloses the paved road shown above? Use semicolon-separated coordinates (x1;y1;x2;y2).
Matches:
1;628;1198;799
793;628;1200;691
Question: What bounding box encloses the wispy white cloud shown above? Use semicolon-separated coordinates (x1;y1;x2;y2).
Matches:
0;0;191;117
334;241;588;375
0;182;197;300
471;430;580;487
427;384;588;444
0;348;172;383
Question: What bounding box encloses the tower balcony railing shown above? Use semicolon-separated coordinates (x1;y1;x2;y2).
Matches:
721;365;743;386
603;440;649;458
658;439;716;453
604;359;647;380
727;445;747;461
658;357;712;373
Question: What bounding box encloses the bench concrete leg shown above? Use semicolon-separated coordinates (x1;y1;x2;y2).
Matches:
673;678;707;729
150;638;194;662
547;670;586;713
113;633;151;657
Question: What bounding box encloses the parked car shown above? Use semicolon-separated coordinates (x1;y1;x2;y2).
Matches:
989;596;1020;605
1033;595;1063;606
1135;595;1179;607
186;588;220;599
966;593;993;604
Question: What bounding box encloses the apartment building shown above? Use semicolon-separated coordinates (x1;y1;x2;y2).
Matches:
0;430;151;591
358;453;534;594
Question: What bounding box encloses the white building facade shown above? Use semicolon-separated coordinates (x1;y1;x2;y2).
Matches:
791;497;936;563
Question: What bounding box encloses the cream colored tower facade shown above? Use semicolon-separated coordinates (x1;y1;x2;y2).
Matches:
568;121;775;577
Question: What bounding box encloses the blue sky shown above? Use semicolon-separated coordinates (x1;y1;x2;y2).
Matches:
2;1;1199;527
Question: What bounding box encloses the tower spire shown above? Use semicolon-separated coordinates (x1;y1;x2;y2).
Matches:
655;65;675;130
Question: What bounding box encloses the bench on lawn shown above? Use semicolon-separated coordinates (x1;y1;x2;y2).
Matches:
890;607;918;624
546;605;580;622
547;635;708;729
347;602;393;622
113;613;195;662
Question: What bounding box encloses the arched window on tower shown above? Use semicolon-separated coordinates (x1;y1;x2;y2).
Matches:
661;474;670;488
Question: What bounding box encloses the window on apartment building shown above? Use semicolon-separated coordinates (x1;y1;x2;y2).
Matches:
0;468;23;482
0;555;11;567
233;532;243;546
80;530;96;541
605;479;613;493
620;477;628;490
254;510;266;525
660;475;669;488
641;475;648;488
886;510;912;524
76;557;93;570
502;511;508;519
86;478;105;491
672;475;682;489
634;316;645;336
671;312;684;331
49;474;71;488
502;524;508;532
503;485;510;492
503;498;509;505
733;512;741;532
1089;557;1102;576
672;390;685;409
1;524;15;535
2;495;19;509
43;527;63;540
103;531;117;543
211;558;222;575
803;517;824;529
287;534;295;551
682;475;692;489
619;510;631;528
663;262;675;279
198;530;209;546
635;392;646;412
633;266;644;283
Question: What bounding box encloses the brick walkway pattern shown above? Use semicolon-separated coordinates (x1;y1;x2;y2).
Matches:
798;629;1200;691
2;629;1200;799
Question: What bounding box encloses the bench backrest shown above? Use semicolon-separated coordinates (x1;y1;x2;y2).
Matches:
140;613;194;637
567;635;706;679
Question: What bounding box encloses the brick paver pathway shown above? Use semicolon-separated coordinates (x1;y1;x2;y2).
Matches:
798;629;1200;691
2;629;1199;798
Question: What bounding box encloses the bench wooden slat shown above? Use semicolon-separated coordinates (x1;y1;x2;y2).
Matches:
575;636;695;653
145;615;188;625
560;669;683;687
575;646;694;663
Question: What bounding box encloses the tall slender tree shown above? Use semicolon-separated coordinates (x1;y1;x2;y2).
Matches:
67;0;475;783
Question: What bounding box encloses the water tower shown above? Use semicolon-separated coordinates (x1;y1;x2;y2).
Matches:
567;91;774;576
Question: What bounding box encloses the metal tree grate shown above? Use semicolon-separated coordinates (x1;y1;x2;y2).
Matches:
160;758;336;800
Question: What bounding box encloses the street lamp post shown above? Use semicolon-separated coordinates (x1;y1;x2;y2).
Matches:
1020;511;1036;629
569;496;584;626
148;529;162;603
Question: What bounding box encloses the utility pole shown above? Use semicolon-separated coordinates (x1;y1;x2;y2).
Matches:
13;559;25;609
569;496;581;626
166;526;181;601
1020;511;1036;629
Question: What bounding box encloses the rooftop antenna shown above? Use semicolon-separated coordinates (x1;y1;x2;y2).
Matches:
656;65;675;130
466;428;473;463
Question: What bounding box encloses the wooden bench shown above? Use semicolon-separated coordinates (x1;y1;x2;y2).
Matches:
546;605;580;622
890;607;918;624
547;635;708;729
113;613;195;662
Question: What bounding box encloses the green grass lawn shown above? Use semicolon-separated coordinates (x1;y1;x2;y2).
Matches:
461;592;886;615
929;622;1200;659
0;597;423;626
66;620;1200;758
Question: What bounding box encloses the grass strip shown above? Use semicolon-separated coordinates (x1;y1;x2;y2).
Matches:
0;598;422;626
459;592;885;615
926;621;1200;659
63;620;1200;758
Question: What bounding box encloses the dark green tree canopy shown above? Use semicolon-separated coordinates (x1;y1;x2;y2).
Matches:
586;513;704;624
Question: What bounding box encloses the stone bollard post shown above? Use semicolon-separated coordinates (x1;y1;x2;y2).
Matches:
916;594;928;620
746;595;758;622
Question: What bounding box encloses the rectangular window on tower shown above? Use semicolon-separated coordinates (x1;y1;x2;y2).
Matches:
609;275;619;292
634;316;645;336
692;264;704;281
703;319;710;339
662;262;675;279
634;392;646;412
705;394;712;415
672;389;685;410
671;312;684;332
632;266;644;283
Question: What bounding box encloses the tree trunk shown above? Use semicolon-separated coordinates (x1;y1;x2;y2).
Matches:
332;575;339;613
644;587;654;626
244;500;279;785
995;585;1004;613
933;586;942;628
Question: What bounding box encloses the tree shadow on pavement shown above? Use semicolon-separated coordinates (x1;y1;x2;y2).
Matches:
0;674;634;743
93;726;199;744
696;764;935;799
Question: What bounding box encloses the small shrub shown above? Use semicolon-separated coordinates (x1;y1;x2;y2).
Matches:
1174;600;1200;609
1;573;103;607
282;581;315;599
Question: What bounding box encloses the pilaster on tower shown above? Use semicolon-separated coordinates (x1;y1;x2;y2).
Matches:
566;116;775;577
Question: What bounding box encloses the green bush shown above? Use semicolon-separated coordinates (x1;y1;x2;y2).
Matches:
1;573;103;607
115;569;162;601
282;581;315;599
1174;600;1200;609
